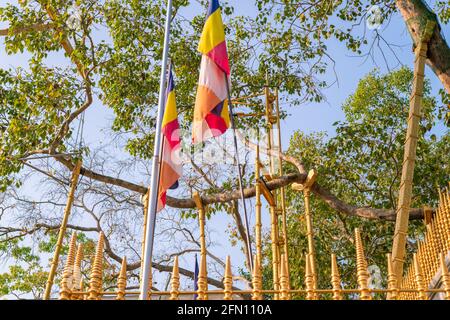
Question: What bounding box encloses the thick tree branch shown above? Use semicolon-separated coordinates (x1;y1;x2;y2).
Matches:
0;23;54;36
396;0;450;93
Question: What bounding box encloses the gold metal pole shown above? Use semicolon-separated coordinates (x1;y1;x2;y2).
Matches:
269;205;280;300
305;253;315;300
44;160;82;300
274;87;290;291
223;256;233;300
391;21;436;281
194;192;208;300
440;252;450;300
169;256;180;300
292;169;318;290
279;254;289;300
72;244;84;300
59;232;77;300
386;253;398;300
413;253;428;300
116;257;127;300
252;255;263;300
88;232;104;300
355;228;372;300
331;254;343;300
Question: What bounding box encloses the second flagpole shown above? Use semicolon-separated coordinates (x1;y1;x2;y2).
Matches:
139;0;173;300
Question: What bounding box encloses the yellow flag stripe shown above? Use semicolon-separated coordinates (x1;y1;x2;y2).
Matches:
198;9;226;55
162;91;177;127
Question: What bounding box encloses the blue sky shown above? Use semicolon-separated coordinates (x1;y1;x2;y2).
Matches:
0;0;449;295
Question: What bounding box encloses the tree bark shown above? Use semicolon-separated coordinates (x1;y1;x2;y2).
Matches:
396;0;450;93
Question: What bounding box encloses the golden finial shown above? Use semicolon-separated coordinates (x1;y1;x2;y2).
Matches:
279;254;289;300
223;256;233;300
440;252;450;300
331;254;343;300
59;232;77;300
88;232;104;300
169;256;180;300
413;253;428;300
305;253;315;300
386;253;398;300
252;255;263;300
354;228;371;300
197;251;208;300
116;256;127;300
72;244;83;300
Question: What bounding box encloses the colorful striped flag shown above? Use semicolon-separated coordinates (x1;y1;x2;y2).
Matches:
192;0;231;144
157;66;182;212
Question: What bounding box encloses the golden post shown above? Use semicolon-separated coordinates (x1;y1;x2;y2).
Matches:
88;232;104;300
255;145;263;267
72;244;84;300
251;255;263;300
193;192;208;300
355;228;372;300
331;254;343;300
292;169;318;290
223;256;233;300
279;254;289;300
169;256;180;300
440;252;450;300
305;253;315;300
413;253;428;300
386;253;398;300
59;232;77;300
116;257;127;300
44;160;82;300
275;87;291;290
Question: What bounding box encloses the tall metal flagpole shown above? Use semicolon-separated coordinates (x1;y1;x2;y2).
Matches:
224;73;254;273
139;0;173;300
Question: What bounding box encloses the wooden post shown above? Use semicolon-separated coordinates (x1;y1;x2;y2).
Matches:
44;160;82;300
386;253;398;300
391;21;436;282
169;256;180;300
331;254;343;300
223;256;233;300
193;192;208;300
355;228;371;300
88;232;104;300
251;255;263;300
413;253;427;300
440;252;450;300
116;257;127;300
59;233;77;300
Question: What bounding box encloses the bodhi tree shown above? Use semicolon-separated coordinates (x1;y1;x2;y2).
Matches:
0;0;449;298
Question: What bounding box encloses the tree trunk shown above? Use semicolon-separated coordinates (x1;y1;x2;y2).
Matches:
396;0;450;93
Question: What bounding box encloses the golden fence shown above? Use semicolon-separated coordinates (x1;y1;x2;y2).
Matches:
399;187;450;300
55;187;450;301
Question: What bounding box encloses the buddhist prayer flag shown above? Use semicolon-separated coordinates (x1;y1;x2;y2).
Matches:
157;66;182;212
193;254;199;300
192;0;231;144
